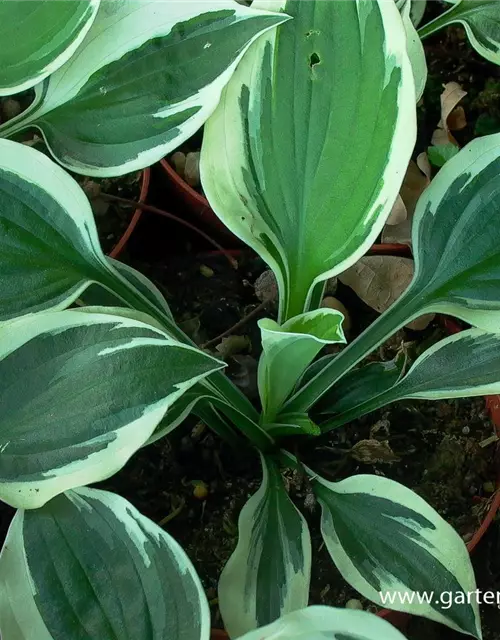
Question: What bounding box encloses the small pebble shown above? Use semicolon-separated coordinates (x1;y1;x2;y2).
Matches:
199;264;214;278
483;481;495;494
345;599;363;610
193;480;208;500
254;269;278;303
184;151;201;187
462;425;470;435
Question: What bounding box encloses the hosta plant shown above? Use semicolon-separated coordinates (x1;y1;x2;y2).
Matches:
3;1;500;639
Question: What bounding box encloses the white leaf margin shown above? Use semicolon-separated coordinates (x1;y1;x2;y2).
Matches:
0;310;224;508
236;605;409;640
0;0;101;96
315;473;481;638
0;487;211;640
219;454;311;638
18;0;291;177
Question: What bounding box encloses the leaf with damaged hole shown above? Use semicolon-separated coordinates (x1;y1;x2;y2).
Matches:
201;0;416;321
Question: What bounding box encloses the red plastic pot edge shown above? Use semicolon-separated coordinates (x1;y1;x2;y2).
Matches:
159;158;238;243
108;167;151;259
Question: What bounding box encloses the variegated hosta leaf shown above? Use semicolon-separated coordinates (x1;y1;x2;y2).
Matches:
258;309;345;422
219;455;311;638
284;133;500;414
321;329;500;430
313;356;404;416
79;258;173;320
419;0;500;65
400;0;427;101
0;487;210;640
0;310;224;509
0;139;182;336
0;0;100;96
146;385;214;445
396;133;500;330
201;0;416;321
313;473;481;638
0;1;289;177
236;605;408;640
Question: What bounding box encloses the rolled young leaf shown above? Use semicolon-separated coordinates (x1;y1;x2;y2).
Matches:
419;1;500;65
403;132;500;330
219;455;311;638
313;473;481;638
0;1;289;176
201;0;416;321
0;487;210;640
258;309;345;422
235;605;409;640
0;0;100;96
0;309;224;509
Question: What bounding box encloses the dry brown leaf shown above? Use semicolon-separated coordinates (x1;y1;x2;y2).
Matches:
431;81;467;146
351;439;400;464
382;159;430;246
339;256;413;312
386;194;407;226
338;256;434;330
416;151;431;180
448;105;467;131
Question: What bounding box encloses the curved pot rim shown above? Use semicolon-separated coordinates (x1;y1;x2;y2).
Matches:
108;166;151;259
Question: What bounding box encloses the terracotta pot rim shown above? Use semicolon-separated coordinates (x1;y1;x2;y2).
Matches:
159;157;242;243
108;167;151;259
160;157;207;207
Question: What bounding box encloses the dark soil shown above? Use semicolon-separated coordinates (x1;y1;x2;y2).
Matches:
76;171;144;255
